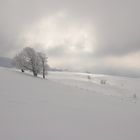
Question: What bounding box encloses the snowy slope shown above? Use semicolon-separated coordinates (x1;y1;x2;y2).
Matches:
0;68;140;140
0;57;13;68
48;71;140;102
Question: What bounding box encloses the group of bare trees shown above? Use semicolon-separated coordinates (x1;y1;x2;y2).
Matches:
14;47;48;79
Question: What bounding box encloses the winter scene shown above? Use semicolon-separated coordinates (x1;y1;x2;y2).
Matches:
0;0;140;140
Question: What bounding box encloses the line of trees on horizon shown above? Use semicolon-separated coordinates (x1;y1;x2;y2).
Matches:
14;47;48;79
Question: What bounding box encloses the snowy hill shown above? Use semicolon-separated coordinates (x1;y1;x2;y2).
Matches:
0;57;13;68
48;71;140;102
0;67;140;140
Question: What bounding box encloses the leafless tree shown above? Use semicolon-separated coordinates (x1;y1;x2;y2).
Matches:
38;52;48;78
14;47;48;78
14;47;41;77
14;51;26;73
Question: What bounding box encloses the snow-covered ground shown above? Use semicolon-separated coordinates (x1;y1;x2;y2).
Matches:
48;71;140;102
0;67;140;140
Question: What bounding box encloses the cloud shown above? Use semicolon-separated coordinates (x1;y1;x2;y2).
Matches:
22;11;94;56
0;0;140;77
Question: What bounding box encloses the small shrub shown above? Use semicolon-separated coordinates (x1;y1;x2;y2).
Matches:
133;93;137;99
87;75;91;80
100;79;106;85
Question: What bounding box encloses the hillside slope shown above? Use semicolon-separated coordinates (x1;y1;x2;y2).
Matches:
0;57;13;68
48;71;140;101
0;68;140;140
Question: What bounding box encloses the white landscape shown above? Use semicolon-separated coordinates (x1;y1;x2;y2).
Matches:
0;67;140;140
1;0;140;140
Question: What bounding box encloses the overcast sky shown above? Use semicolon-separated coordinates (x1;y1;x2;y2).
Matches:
0;0;140;77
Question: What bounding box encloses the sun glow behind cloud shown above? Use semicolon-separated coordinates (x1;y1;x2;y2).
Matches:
23;11;95;54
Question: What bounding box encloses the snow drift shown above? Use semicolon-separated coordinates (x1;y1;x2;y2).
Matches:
0;67;140;140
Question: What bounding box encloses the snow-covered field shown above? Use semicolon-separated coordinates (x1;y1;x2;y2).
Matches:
48;71;140;102
0;67;140;140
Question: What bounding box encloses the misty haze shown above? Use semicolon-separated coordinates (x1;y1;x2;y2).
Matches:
0;0;140;140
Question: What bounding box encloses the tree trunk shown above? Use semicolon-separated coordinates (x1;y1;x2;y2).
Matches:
21;69;24;72
34;73;37;77
33;70;37;77
43;71;45;79
43;62;45;79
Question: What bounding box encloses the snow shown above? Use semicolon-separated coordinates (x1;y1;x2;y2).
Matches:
0;67;140;140
48;71;140;101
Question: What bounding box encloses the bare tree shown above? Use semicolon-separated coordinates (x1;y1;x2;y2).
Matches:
14;51;26;73
23;47;41;76
38;52;48;79
14;47;41;77
14;47;49;78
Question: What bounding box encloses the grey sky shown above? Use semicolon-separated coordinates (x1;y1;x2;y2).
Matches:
0;0;140;77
